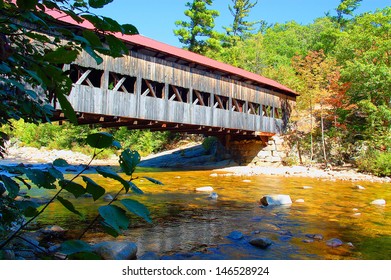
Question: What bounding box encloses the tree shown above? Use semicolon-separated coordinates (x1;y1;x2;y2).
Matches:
292;50;342;163
335;7;391;145
223;0;259;45
174;0;220;54
327;0;363;28
0;0;138;158
336;0;362;26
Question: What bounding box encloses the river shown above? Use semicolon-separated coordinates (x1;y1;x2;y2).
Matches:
32;167;391;260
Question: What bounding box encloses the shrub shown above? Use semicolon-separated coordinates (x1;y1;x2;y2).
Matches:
357;150;391;177
202;136;219;154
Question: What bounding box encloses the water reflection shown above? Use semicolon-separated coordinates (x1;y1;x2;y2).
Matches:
34;168;391;259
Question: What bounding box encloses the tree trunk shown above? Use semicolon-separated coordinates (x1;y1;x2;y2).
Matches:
321;110;327;165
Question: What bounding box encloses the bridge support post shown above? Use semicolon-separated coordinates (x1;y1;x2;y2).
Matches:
223;135;287;166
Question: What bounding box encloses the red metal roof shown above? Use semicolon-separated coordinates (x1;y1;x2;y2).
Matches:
46;9;298;96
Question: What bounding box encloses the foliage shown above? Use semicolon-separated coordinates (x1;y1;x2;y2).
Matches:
174;0;220;54
4;120;180;158
0;0;138;158
222;0;259;46
202;3;390;172
202;136;219;154
357;149;391;177
0;132;163;259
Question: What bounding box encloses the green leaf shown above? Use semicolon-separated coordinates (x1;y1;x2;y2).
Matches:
100;222;119;237
53;158;69;167
129;181;144;194
121;199;151;223
0;182;6;196
14;176;32;190
82;30;103;47
119;149;140;176
14;201;39;217
60;240;93;255
83;45;104;65
105;34;127;57
121;24;139;35
0;62;11;74
82;176;105;201
143;176;164;185
112;140;122;149
57;196;82;216
102;16;123;33
43;47;79;64
47;167;64;180
56;91;78;125
86;132;114;149
59;180;86;198
98;205;129;233
24;69;43;84
16;0;38;9
89;0;114;9
96;166;129;192
82;14;109;30
24;169;57;189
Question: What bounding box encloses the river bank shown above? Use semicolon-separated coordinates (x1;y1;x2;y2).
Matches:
1;144;390;183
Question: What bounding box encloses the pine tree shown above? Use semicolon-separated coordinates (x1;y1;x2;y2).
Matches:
224;0;259;39
174;0;220;55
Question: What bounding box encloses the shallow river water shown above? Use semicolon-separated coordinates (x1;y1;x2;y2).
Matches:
34;167;391;260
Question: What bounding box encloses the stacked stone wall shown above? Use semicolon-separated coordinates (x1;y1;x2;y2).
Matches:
227;135;286;166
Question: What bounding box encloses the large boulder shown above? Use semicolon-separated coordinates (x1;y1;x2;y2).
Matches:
93;241;137;260
260;195;292;206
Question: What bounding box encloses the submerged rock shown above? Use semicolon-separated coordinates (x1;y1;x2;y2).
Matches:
355;185;366;190
93;241;137;260
139;252;160;260
103;194;114;202
305;234;324;241
326;238;343;248
228;231;244;240
196;186;214;192
249;238;273;249
207;192;218;200
260;195;292;206
371;199;386;206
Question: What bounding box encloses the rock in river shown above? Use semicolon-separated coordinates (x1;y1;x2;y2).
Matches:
371;199;386;206
207;192;218;200
326;238;343;248
196;186;214;192
260;195;292;206
249;238;273;249
93;241;137;260
355;185;366;190
228;231;244;240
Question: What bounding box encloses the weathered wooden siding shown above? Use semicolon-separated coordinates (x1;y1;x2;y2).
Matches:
63;49;292;135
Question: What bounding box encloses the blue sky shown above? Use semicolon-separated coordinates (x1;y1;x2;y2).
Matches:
96;0;390;47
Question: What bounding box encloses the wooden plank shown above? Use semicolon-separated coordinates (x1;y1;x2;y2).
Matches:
144;80;157;97
193;90;205;106
75;69;92;85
